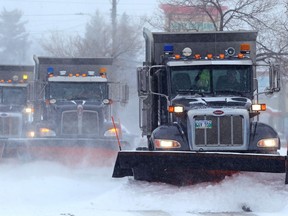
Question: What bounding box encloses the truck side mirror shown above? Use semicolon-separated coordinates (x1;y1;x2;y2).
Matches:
268;64;280;93
137;66;149;96
108;83;129;105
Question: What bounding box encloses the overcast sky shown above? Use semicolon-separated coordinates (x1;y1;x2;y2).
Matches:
0;0;159;38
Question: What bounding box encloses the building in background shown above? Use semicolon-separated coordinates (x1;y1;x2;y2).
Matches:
160;4;227;32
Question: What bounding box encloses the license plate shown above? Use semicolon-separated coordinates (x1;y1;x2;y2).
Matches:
195;120;212;129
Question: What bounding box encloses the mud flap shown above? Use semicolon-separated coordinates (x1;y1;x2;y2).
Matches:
112;151;287;184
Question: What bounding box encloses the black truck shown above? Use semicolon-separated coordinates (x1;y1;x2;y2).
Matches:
113;29;287;184
25;56;129;165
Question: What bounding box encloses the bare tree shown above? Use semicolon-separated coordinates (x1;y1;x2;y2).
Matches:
80;11;112;57
41;31;83;57
41;11;143;60
253;1;288;65
113;13;143;59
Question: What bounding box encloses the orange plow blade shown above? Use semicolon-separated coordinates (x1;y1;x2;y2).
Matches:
1;138;128;167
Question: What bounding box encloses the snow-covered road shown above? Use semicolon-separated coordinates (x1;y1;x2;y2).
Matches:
0;155;288;216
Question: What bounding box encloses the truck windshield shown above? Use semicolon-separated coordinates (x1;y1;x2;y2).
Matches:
170;65;252;96
0;87;27;105
49;82;108;101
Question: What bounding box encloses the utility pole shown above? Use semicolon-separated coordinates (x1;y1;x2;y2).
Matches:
111;0;119;119
111;0;117;57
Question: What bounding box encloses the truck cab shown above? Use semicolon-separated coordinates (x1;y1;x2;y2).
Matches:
27;56;129;165
138;29;279;154
45;75;109;137
33;56;127;141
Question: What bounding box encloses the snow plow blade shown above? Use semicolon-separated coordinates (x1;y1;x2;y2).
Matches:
1;138;129;166
112;151;288;184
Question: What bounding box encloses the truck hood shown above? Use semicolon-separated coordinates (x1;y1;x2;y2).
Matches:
171;95;252;110
49;100;106;113
51;100;104;107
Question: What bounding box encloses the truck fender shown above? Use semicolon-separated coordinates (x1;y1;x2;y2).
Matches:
150;123;189;150
249;122;280;151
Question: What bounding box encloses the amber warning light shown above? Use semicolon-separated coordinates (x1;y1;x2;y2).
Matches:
240;43;251;54
99;67;107;78
168;106;184;113
23;74;28;80
252;104;266;111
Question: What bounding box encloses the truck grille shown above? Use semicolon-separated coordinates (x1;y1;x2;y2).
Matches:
187;105;250;151
0;114;22;137
194;115;243;146
61;110;99;135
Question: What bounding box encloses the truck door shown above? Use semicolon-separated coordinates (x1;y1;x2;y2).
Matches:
137;66;153;137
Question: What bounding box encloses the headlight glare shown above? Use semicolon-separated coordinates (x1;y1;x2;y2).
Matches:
25;107;34;113
39;128;56;137
257;138;279;148
154;139;181;149
104;128;119;137
27;131;35;138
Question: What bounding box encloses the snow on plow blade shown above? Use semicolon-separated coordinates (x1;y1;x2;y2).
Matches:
113;151;288;184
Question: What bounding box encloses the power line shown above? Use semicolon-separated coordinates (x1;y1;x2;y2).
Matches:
0;0;103;4
22;13;96;17
0;0;155;6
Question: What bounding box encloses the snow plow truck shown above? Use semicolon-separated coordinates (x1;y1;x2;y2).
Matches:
0;65;34;159
112;28;288;184
23;56;129;165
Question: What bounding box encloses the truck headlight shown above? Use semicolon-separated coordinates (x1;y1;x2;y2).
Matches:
25;107;34;113
103;99;112;105
39;128;56;137
257;138;279;148
27;131;35;138
104;128;119;137
154;139;181;149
